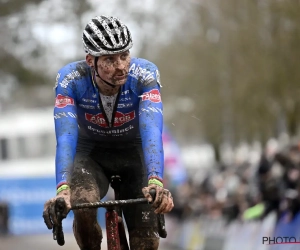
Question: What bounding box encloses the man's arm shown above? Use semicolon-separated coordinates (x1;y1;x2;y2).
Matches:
138;68;164;187
43;69;78;231
54;70;78;192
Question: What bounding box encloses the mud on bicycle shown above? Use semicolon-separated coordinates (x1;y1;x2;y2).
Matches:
52;175;167;250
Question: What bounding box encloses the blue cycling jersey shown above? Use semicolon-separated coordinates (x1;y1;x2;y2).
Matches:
54;57;164;188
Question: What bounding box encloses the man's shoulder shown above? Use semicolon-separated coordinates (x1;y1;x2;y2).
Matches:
58;60;90;77
55;60;91;90
129;58;160;88
130;57;158;71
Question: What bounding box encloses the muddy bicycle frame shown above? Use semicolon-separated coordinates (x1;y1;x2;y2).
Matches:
53;176;161;250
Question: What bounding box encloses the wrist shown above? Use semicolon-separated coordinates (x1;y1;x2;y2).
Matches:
56;184;70;195
148;178;163;187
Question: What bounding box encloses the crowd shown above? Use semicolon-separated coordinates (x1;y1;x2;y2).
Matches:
167;139;300;226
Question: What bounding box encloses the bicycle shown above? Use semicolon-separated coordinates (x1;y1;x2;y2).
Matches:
52;175;167;250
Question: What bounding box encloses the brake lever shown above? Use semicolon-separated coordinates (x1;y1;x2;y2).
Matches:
53;197;66;246
149;189;156;203
148;188;167;238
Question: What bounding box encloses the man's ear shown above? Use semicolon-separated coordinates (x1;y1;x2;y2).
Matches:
86;54;94;67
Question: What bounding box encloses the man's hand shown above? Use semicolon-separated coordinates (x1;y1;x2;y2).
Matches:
43;189;71;230
142;184;174;214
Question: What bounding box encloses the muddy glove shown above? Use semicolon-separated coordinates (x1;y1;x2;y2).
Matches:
142;179;174;214
43;185;71;230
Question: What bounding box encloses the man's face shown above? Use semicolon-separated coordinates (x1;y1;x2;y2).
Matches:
96;50;131;86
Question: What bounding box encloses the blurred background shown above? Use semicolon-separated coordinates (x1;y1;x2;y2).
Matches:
1;0;300;249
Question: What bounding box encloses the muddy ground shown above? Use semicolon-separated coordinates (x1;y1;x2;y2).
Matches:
0;232;174;250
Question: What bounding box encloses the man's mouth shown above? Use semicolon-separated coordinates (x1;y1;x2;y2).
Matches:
114;73;128;81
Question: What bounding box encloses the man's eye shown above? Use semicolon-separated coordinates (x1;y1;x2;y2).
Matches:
105;57;114;62
121;53;129;60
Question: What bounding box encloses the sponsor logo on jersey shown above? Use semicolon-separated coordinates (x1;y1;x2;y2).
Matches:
54;112;77;119
140;89;161;103
85;111;135;128
128;63;155;84
119;97;131;101
118;103;133;108
54;73;60;89
155;69;162;87
79;104;95;109
59;70;81;88
87;125;134;136
55;94;75;108
121;90;129;95
82;98;96;103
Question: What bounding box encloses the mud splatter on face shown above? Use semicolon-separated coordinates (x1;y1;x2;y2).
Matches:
97;51;131;86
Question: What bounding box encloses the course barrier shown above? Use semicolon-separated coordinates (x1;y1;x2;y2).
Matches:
161;212;276;250
0;176;105;235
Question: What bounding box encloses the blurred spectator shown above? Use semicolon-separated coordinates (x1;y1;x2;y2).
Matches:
167;139;300;228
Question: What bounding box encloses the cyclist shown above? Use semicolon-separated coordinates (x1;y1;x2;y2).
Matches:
42;15;174;250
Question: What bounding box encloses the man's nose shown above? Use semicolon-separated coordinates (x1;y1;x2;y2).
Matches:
114;58;126;70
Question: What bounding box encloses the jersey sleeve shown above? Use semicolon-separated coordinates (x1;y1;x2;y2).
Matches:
54;68;78;189
138;67;164;184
